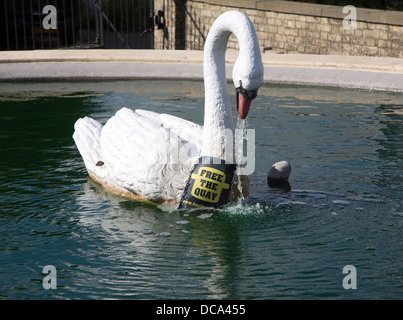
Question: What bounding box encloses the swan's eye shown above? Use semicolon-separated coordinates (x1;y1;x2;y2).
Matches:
245;90;257;100
236;85;257;101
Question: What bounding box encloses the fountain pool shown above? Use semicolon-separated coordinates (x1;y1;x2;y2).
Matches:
0;80;402;299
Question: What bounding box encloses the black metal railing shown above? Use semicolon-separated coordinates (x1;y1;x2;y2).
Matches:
0;0;154;50
97;0;154;49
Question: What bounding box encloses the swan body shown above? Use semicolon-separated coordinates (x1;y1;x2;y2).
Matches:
73;11;263;204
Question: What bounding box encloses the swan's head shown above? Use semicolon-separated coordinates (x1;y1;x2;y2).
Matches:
235;80;258;119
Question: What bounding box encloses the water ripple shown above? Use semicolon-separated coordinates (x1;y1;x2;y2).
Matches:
1;81;402;299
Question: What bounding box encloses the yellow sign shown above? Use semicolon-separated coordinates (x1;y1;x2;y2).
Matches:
190;167;229;203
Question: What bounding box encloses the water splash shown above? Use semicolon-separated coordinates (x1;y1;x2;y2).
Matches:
234;118;248;198
223;198;269;216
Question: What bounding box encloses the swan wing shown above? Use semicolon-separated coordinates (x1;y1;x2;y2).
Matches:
100;107;198;202
73;116;103;174
135;109;204;149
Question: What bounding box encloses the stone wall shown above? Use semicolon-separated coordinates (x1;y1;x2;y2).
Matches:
153;0;403;58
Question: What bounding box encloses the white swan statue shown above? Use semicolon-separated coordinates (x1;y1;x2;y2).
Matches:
73;11;263;206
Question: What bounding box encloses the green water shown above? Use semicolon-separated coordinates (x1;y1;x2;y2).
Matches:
0;80;402;299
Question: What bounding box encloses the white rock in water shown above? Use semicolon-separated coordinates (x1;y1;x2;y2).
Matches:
268;161;291;181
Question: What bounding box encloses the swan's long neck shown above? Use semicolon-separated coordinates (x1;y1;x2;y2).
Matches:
202;28;232;160
202;11;261;161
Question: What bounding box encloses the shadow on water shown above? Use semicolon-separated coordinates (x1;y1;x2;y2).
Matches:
68;178;278;299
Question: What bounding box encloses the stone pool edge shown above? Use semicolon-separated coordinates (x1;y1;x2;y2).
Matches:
0;49;402;92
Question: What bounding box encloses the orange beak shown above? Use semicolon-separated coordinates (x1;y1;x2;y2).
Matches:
238;93;252;119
